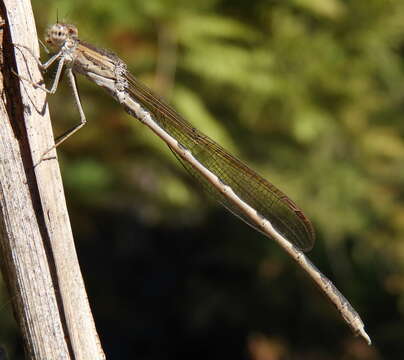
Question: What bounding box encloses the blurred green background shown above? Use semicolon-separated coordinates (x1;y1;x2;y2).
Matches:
2;0;404;358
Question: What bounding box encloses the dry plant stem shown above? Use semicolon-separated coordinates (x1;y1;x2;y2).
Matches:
0;1;105;359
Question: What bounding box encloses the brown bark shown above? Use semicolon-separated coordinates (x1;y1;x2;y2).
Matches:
0;1;105;359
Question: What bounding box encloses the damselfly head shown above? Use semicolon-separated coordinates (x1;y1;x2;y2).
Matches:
45;23;78;48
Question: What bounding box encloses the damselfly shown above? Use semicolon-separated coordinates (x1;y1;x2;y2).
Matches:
15;23;371;344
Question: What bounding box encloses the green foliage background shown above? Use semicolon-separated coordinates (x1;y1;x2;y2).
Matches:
3;0;404;358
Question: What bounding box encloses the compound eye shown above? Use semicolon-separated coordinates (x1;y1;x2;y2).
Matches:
67;26;78;38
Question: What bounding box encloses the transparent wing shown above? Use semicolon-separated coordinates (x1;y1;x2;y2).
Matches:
124;73;315;252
